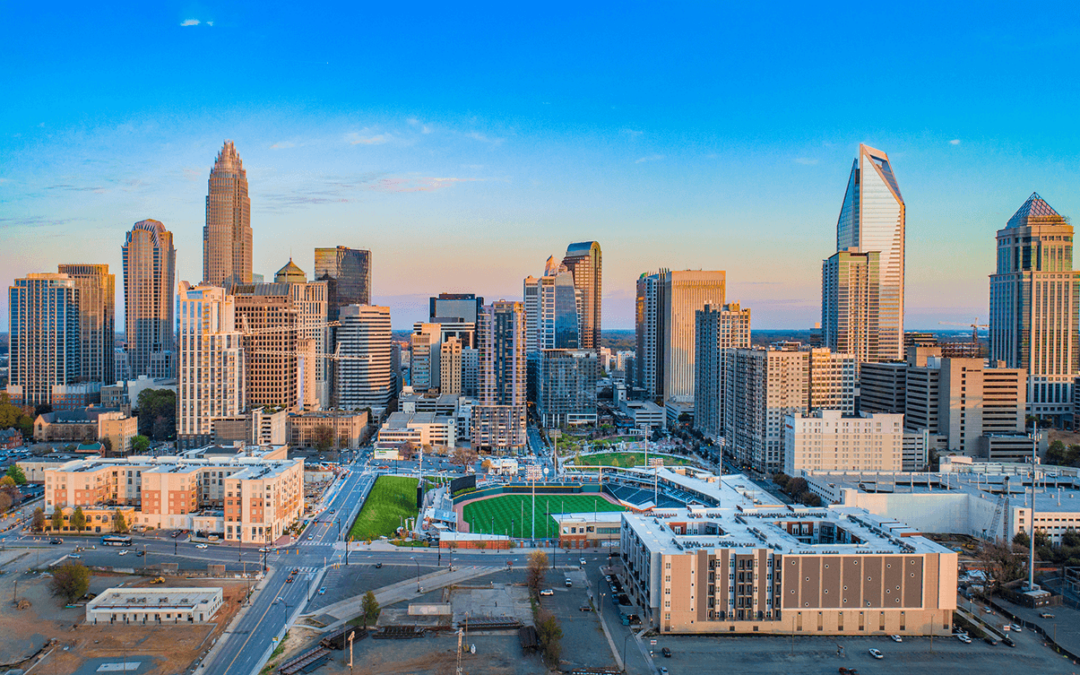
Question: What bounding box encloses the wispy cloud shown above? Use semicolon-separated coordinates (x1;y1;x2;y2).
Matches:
270;141;296;150
794;157;819;165
634;154;664;164
622;128;644;139
180;19;200;26
258;173;485;210
407;118;432;134
45;184;108;194
371;177;482;193
466;131;504;145
949;139;961;145
0;216;79;229
346;131;391;145
182;168;202;182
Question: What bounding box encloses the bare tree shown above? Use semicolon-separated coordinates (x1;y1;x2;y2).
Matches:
527;551;548;593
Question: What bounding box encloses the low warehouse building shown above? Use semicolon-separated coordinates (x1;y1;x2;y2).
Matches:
86;587;223;625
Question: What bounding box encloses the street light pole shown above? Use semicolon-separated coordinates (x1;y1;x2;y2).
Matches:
411;556;421;592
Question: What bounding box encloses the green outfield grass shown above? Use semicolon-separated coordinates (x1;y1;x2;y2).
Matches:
572;452;696;469
348;476;419;541
462;493;624;539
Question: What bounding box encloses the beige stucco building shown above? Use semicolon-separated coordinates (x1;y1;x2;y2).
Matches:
784;410;903;475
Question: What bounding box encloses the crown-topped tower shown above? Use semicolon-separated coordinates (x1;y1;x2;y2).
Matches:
203;141;252;288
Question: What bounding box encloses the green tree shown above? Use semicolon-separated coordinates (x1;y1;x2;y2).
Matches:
131;435;151;454
71;506;86;534
51;508;65;532
112;509;130;534
5;464;26;485
101;436;114;456
1046;440;1068;466
50;561;91;603
136;389;176;441
361;591;381;629
32;507;46;532
0;392;34;437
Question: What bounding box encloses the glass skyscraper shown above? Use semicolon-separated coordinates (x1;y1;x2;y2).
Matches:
828;144;905;361
315;246;372;321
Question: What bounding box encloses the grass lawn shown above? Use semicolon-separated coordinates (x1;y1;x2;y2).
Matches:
462;494;624;539
572;452;696;469
348;476;419;541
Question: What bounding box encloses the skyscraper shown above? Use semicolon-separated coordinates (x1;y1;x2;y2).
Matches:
828;144;905;361
177;282;245;448
693;303;751;439
122;219;175;379
336;305;394;412
561;241;602;350
314;247;372;321
57;264;115;385
440;337;464;395
7;273;81;409
430;293;483;325
538;349;598;427
989;193;1080;425
410;323;442;391
203;141;252;288
524;260;581;352
821;249;880;363
473;301;527;452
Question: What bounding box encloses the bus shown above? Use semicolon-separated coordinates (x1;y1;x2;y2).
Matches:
101;535;133;547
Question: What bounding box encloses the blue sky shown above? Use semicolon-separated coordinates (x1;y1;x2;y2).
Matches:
2;2;1079;329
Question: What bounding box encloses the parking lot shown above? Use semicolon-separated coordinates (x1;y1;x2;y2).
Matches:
536;562;619;672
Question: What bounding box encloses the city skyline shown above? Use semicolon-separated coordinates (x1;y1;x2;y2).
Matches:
3;4;1080;330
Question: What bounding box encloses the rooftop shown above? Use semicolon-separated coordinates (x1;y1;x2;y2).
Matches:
1007;192;1066;228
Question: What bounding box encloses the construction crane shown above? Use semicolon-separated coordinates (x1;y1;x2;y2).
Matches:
238;317;340;335
938;317;988;344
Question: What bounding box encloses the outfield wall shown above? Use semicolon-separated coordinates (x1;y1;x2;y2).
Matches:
451;482;603;505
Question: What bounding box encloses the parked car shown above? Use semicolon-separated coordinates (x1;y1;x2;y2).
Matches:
374;562;383;569
195;543;208;549
118;550;129;556
889;635;902;643
69;554;81;559
136;550;145;557
318;587;327;595
984;636;998;646
661;647;672;658
868;649;884;659
564;578;573;587
1010;624;1022;633
1002;636;1016;648
579;558;587;566
838;668;859;675
1039;612;1055;619
957;634;972;644
539;589;554;597
50;539;63;545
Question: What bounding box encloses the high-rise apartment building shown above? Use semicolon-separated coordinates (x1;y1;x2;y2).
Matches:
538;349;598;427
821;249;880;364
440;337;463;395
410;323;442;391
122;219;176;379
693;303;751;439
336;305;394;413
826;144;905;361
232;264;327;412
473;301;527;452
7;273;81;408
462;347;479;398
203;141;252;288
724;344;855;474
523;261;581;352
989;193;1080;425
561;242;602;350
57;264;115;385
314;247;372;321
177;282;245;448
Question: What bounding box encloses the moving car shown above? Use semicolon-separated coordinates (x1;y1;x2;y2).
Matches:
195;543;208;549
118;550;129;556
69;554;81;559
661;647;672;658
318;587;327;595
889;635;902;643
579;558;587;566
539;589;554;596
50;539;63;545
286;576;294;583
868;648;884;659
374;562;383;569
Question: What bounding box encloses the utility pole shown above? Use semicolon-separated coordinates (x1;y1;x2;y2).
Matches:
1028;429;1039;592
347;630;355;672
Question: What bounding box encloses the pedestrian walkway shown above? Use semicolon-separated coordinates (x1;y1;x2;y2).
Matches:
306;565;502;630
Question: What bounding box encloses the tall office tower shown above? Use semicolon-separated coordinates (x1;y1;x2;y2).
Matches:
821;249;881;364
693;303;751;439
7;274;81;408
723;344;856;474
473;301;527;452
538;349;598;427
430;293;483;324
634;272;665;399
830;144;905;361
523;261;581;352
57;264;115;385
314;247;372;321
462;347;479;398
203;141;252;288
274;258;331;407
561;242;602;349
176;282;245;448
990;193;1080;425
440;337;464;395
410;323;443;391
122;219;176;379
336;305;394;412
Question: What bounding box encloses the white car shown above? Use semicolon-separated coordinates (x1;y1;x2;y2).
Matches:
579;558;587;566
1010;624;1022;633
957;634;972;644
539;589;554;597
196;543;208;549
868;648;884;659
118;550;129;556
889;634;903;643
